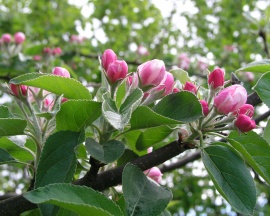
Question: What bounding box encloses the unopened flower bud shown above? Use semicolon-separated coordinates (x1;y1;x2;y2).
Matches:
138;59;166;89
173;88;180;93
214;84;247;115
33;55;42;61
2;34;11;43
155;72;175;96
183;81;197;94
44;98;54;111
52;47;62;55
200;100;209;116
234;114;256;132
101;49;117;71
14;32;26;44
52;67;70;78
208;68;225;89
144;167;163;183
43;47;51;54
10;84;27;97
106;60;128;83
234;104;254;117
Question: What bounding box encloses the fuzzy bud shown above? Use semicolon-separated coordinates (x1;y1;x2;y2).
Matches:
200;100;209;116
101;49;117;71
183;82;197;94
14;32;26;44
208;68;225;89
235;114;256;132
106;60;128;83
2;34;11;43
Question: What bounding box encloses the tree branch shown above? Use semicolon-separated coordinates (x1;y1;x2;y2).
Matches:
0;140;194;215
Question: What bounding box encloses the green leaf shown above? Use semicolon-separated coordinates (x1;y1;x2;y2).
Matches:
153;92;203;122
123;164;172;216
102;89;143;130
123;130;147;156
263;120;270;144
129;106;180;130
254;72;270;107
0;118;27;136
85;138;125;163
24;183;124;216
56;100;102;132
136;126;174;151
35;131;83;188
0;137;34;162
117;149;139;167
0;148;16;164
35;131;83;215
202;144;256;215
236;59;270;73
0;105;13;118
115;79;127;109
10;73;92;100
228;131;270;185
170;68;191;84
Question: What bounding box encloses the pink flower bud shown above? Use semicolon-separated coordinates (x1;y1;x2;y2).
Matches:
2;34;11;43
33;55;42;61
245;72;254;82
235;104;254;117
43;47;51;54
127;74;139;89
52;67;70;78
10;84;27;97
101;49;117;71
214;84;247;115
61;98;68;103
144;167;163;183
208;68;225;89
138;59;166;88
52;47;62;55
235;114;256;132
137;45;149;56
106;60;128;83
183;81;197;94
197;60;208;71
155;72;174;96
178;53;190;70
200;100;209;116
173;88;180;93
14;32;26;44
44;98;54;111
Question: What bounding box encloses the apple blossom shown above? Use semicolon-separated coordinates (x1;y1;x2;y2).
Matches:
183;81;197;94
208;68;225;89
52;67;70;78
101;49;117;71
214;84;247;114
235;114;256;132
2;34;11;43
138;59;166;89
106;60;128;83
200;100;209;116
10;84;27;97
14;32;26;44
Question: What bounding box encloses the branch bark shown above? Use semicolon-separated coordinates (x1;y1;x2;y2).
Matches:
0;140;194;215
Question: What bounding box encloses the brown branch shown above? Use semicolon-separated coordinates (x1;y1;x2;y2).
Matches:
0;140;194;215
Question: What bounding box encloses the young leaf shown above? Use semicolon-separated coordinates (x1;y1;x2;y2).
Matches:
56;100;102;132
263;120;270;144
85;138;125;163
35;131;83;188
254;71;270;107
170;68;191;84
228;131;270;185
102;89;143;130
129;106;180;130
136;126;174;151
24;183;124;216
10;73;92;99
202;144;256;215
153;92;203;122
34;131;83;216
0;118;27;136
115;79;127;109
0;137;34;162
0;148;16;164
123;164;172;216
235;59;270;73
0;105;13;118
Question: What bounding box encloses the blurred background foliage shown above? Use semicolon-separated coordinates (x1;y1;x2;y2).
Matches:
0;0;270;215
